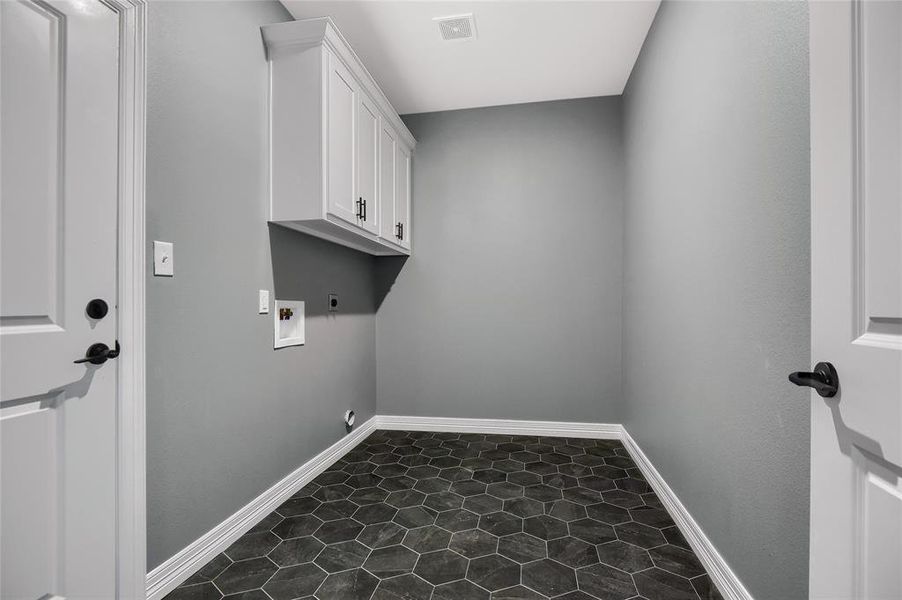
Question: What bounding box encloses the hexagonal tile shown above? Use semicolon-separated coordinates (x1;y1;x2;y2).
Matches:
263;563;327;600
213;557;278;595
439;467;474;481
432;579;489;600
468;554;520;591
449;528;498;558
605;456;636;469
473;469;507;484
576;563;637;599
313;518;364;544
478;511;522;536
415;478;451;494
577;476;616;492
371;453;401;465
277;496;320;517
503;497;544;519
352;503;397;525
524;462;557;476
400;455;431;468
357;521;407;549
394;506;437;528
648;544;706;578
521;558;577;597
542;473;578;489
345;473;384;489
596;540;654;573
314;499;358;521
424;491;464;511
630;506;675;529
314;484;353;502
633;567;697;599
486;482;523;499
375;464;410;479
490;585;547;600
181;553;231;586
224;531;280;561
585;502;631;525
435;508;480;532
406;465;440;480
493;459;525;473
348;487;389;505
497;532;545;563
387;489;426;508
371;574;434;600
463;494;503;515
562;487;603;506
315;471;350;486
315;568;379;600
614;520;666;548
507;471;541;486
269;536;324;567
558;464;593;478
523;515;568;540
591;465;627;479
403;525;452;553
603;491;644;509
523;485;562;502
315;540;370;572
567;518;616;545
380;476;416;491
547;536;598;568
450;480;486;496
363;544;419;578
413;549;468;585
616;477;651;494
547;501;587;522
164;582;222;600
343;461;376;475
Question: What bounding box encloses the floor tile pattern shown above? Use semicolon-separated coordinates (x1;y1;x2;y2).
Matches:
164;431;723;600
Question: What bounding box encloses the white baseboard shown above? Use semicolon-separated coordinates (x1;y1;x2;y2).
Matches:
375;415;622;439
145;415;749;600
620;429;753;600
145;416;378;600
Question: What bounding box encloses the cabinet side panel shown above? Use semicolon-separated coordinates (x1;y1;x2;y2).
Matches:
270;48;323;222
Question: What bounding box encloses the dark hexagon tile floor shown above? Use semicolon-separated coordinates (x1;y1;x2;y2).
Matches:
163;430;723;600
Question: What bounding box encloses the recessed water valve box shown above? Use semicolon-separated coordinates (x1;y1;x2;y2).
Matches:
274;300;304;349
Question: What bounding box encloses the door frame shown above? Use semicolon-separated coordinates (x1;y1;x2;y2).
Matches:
106;0;147;598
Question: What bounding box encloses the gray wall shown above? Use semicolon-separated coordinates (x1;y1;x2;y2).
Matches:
621;2;810;597
376;98;624;423
146;1;377;570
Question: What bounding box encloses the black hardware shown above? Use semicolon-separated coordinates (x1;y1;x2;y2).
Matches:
362;198;367;221
86;298;109;320
356;198;363;220
74;340;120;365
399;222;404;240
789;362;839;398
395;222;401;239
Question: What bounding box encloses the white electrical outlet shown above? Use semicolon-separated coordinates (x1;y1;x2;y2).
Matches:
259;290;270;314
153;241;174;277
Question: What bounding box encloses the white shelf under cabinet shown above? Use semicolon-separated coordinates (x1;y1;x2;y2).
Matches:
262;17;415;256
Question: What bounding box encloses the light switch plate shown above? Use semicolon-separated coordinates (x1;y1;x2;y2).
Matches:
259;290;270;314
153;241;174;276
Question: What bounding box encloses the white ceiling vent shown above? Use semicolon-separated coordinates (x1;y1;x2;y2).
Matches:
434;13;477;42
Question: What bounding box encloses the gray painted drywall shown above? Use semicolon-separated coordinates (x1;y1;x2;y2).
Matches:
621;2;810;597
146;1;377;570
376;98;624;423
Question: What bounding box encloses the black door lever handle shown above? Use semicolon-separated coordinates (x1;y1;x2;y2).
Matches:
789;361;838;398
74;340;120;365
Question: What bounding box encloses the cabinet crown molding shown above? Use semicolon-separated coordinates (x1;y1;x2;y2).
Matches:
262;17;416;149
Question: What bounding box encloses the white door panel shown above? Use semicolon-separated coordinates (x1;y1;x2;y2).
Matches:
357;97;379;235
396;143;411;250
379;123;398;242
810;2;902;598
1;1;120;598
326;52;358;227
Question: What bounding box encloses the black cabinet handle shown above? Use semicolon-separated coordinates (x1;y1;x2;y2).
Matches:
395;222;401;239
789;362;839;398
356;198;363;220
74;340;120;365
400;222;404;240
363;198;367;221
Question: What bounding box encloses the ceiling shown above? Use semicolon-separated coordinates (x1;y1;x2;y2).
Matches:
281;1;660;115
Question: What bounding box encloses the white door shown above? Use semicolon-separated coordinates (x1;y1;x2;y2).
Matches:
809;2;902;598
379;122;399;244
395;143;412;250
357;96;380;235
1;1;121;598
326;52;359;227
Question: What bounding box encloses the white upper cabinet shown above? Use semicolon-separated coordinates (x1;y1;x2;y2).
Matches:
262;18;415;255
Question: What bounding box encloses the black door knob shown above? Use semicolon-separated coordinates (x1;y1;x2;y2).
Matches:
789;362;839;398
74;340;120;365
86;298;109;320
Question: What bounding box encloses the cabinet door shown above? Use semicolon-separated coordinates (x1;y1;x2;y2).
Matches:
356;95;379;235
395;142;411;250
326;53;358;226
379;122;398;242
